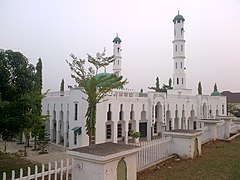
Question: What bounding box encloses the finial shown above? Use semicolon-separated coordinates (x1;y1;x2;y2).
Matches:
116;33;118;37
178;9;180;15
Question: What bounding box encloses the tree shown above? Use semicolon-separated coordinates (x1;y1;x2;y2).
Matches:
60;78;64;93
214;83;218;92
168;78;172;88
198;81;202;95
0;50;45;153
37;128;50;154
149;77;161;92
228;104;240;118
67;49;127;144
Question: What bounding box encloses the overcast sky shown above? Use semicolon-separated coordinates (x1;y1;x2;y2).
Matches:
0;0;239;95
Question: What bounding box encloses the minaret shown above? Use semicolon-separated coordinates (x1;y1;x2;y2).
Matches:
172;11;186;90
113;34;122;76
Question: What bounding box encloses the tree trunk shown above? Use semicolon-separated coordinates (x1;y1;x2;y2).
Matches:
24;140;27;157
34;136;37;150
4;141;6;152
89;108;93;145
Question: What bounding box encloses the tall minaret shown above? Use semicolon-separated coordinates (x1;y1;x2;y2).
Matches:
172;11;186;90
113;34;122;76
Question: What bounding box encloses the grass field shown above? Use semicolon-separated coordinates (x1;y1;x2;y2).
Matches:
0;152;39;179
137;136;240;180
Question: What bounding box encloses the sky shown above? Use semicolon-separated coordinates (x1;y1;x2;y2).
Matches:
0;0;239;95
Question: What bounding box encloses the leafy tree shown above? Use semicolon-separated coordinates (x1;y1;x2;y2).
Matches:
228;104;240;118
0;50;45;153
168;78;172;88
214;83;218;92
67;49;127;144
198;81;202;95
37;128;50;154
149;77;161;92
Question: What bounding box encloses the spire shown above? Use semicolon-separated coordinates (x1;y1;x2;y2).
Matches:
178;9;180;15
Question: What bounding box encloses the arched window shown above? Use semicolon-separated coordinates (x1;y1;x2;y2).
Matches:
107;104;112;121
177;78;179;85
130;104;134;120
119;104;124;120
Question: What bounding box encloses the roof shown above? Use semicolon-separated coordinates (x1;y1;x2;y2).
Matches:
72;142;138;156
173;12;185;23
211;91;221;96
113;34;122;44
221;91;240;103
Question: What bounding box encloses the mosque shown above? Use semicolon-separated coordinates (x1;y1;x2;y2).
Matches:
42;12;227;149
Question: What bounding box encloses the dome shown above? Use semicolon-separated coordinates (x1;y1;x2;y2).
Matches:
95;73;124;89
173;13;185;23
211;91;221;96
113;35;122;44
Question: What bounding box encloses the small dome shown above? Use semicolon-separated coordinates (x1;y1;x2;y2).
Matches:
113;35;122;44
211;91;221;96
173;13;185;23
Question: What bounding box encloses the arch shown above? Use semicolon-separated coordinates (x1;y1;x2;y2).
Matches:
117;159;127;180
119;104;124;120
202;103;207;119
174;109;179;129
166;110;172;130
130;104;135;120
107;104;112;121
194;138;199;158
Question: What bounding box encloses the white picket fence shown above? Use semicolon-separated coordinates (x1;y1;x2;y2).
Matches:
217;121;226;139
132;136;173;171
201;126;212;144
2;159;71;180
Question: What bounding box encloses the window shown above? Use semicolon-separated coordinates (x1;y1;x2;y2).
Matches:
118;47;120;53
118;60;119;65
130;104;134;120
74;103;78;121
182;78;184;84
175;45;177;52
128;123;132;136
174;29;176;36
181;28;184;35
181;62;183;69
154;122;157;133
177;78;179;85
169;120;172;130
175;62;177;69
222;105;225;114
106;124;111;139
119;104;123;120
155;105;158;118
181;45;183;51
117;124;122;138
107;104;112;121
74;133;77;145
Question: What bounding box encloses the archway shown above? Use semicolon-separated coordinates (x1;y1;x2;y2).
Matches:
117;159;127;180
194;138;199;158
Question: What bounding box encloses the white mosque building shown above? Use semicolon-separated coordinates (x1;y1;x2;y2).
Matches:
42;12;227;149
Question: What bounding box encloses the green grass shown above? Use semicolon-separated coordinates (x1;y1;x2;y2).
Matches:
0;152;39;179
137;137;240;180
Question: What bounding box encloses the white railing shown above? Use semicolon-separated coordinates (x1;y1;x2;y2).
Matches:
133;136;173;171
2;159;71;180
217;121;226;139
201;126;212;144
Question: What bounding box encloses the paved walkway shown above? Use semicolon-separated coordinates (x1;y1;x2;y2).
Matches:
0;139;71;165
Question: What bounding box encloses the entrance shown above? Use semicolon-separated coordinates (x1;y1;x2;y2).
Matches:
139;122;147;137
117;159;127;180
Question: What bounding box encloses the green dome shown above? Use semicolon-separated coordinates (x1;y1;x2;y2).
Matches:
173;14;185;23
211;91;221;96
95;73;124;89
113;35;122;44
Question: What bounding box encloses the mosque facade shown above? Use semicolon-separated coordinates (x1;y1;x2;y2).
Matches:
42;13;227;149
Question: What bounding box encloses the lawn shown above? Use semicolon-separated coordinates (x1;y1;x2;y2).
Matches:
137;136;240;180
0;152;38;179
